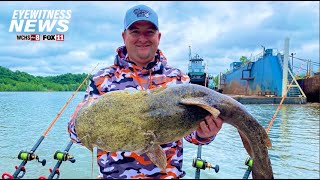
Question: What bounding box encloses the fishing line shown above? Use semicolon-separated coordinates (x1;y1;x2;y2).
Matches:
265;62;306;133
42;63;100;137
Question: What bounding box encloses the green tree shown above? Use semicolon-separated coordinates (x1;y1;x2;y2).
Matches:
0;66;89;91
239;56;250;64
213;75;219;87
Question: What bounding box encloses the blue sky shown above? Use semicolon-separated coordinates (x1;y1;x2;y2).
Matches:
0;1;319;77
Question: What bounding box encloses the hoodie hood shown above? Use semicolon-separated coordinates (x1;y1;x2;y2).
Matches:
114;46;168;75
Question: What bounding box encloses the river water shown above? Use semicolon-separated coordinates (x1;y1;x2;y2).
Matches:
0;92;319;179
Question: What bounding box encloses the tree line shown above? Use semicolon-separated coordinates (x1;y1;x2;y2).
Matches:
0;66;89;91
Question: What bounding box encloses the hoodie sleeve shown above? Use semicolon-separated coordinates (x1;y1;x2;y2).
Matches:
184;131;216;145
67;77;101;144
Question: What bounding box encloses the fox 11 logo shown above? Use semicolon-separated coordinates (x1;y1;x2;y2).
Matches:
9;10;71;42
42;34;64;41
16;34;64;41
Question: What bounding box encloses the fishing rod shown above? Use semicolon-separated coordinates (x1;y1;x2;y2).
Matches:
1;63;100;179
38;140;75;179
39;133;92;179
242;63;305;179
194;145;202;179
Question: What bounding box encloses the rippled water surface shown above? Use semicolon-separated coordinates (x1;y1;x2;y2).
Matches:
0;92;319;179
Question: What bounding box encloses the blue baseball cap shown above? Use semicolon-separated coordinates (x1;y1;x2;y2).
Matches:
124;4;159;31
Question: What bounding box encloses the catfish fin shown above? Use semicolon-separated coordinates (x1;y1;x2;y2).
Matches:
238;130;254;157
180;98;220;118
241;126;272;149
264;131;272;149
146;144;167;172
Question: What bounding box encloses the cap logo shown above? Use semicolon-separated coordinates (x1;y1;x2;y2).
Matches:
133;8;150;18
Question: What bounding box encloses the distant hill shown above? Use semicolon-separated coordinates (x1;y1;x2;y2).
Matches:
0;66;89;91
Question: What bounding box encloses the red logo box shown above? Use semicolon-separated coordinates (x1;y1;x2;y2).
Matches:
56;34;64;41
30;34;40;41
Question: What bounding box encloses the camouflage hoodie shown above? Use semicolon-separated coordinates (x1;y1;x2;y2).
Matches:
68;46;215;179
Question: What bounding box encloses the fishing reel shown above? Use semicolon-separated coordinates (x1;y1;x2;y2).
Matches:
245;157;253;168
47;150;75;179
1;151;47;179
53;150;75;163
37;151;76;179
18;150;47;166
46;151;75;179
242;157;253;179
192;158;219;173
37;141;75;179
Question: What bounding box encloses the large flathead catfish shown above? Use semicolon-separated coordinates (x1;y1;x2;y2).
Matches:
75;84;273;179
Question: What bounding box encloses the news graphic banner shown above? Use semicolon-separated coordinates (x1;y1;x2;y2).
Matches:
8;10;72;41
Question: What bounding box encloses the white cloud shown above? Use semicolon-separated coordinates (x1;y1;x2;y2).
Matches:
299;41;320;55
0;1;318;77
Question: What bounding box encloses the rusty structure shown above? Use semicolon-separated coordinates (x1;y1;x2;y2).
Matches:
297;73;320;102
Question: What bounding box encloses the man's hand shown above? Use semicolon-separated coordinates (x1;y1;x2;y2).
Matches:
196;115;223;139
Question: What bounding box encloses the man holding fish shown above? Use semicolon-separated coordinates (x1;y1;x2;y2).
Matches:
68;4;224;179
